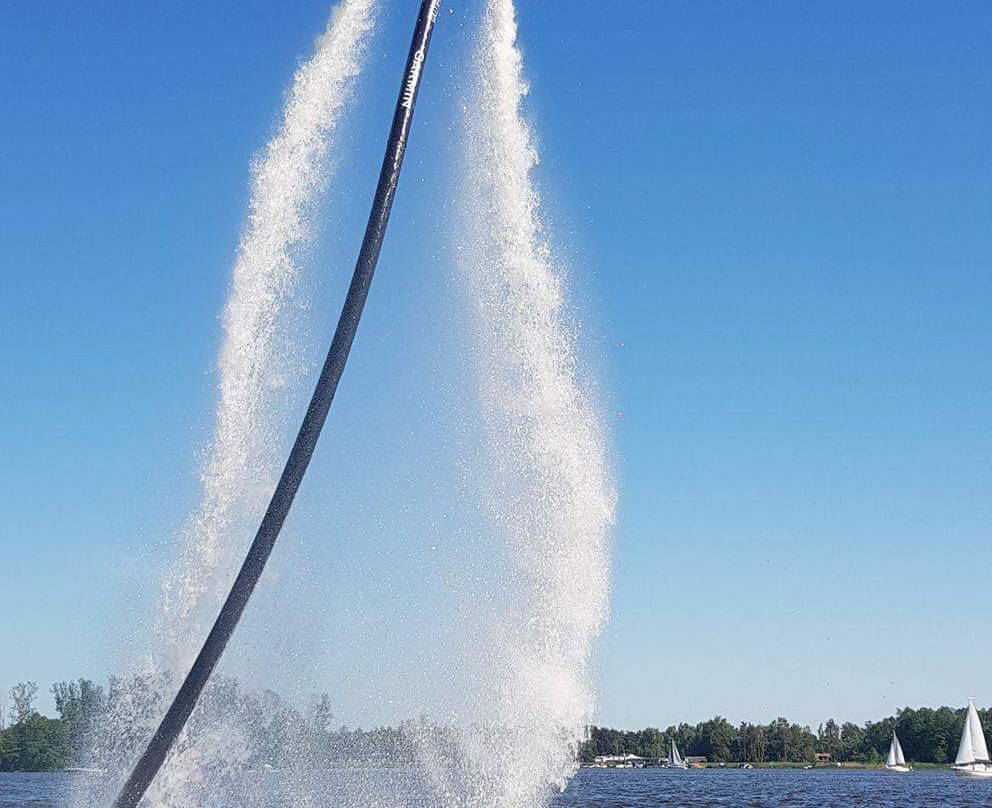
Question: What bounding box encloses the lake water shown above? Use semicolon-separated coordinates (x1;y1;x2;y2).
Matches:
558;768;992;807
4;768;992;808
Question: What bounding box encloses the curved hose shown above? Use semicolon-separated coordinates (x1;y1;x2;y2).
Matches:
111;3;441;805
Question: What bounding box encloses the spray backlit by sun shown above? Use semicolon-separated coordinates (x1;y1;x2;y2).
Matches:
159;0;379;670
448;1;616;805
77;4;381;808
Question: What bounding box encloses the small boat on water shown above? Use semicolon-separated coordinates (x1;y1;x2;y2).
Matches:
953;698;992;778
884;731;911;772
667;739;688;769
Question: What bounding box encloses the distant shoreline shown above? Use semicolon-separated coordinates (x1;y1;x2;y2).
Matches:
581;707;989;768
581;761;952;771
2;677;986;773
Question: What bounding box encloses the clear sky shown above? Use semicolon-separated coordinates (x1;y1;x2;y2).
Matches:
1;1;990;730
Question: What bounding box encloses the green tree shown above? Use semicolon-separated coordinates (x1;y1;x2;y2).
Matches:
818;719;840;758
838;721;865;762
737;723;766;762
8;683;38;724
697;716;735;762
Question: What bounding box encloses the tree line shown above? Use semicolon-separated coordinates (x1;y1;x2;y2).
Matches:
2;677;988;771
0;677;446;773
580;706;992;764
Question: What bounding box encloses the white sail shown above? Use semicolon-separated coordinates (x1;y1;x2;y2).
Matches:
669;739;684;766
894;733;906;766
971;703;991;762
886;734;898;767
957;724;972;764
956;699;990;765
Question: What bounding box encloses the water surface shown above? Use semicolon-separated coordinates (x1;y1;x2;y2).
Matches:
556;768;992;808
4;768;991;808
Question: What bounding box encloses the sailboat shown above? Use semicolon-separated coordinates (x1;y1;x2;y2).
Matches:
884;731;911;772
953;698;992;778
667;739;688;769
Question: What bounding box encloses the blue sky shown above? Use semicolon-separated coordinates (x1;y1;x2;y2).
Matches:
1;1;990;729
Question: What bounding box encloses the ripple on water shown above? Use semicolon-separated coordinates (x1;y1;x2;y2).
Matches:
5;769;992;808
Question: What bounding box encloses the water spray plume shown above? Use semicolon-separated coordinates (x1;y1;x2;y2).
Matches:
162;0;378;669
110;3;442;807
425;0;616;806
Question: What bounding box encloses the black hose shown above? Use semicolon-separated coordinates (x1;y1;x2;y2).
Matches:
111;3;441;806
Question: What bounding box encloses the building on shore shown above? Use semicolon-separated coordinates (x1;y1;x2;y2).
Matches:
588;754;667;768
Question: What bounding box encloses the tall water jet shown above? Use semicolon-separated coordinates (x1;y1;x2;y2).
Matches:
161;0;378;673
81;3;380;806
447;1;615;806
